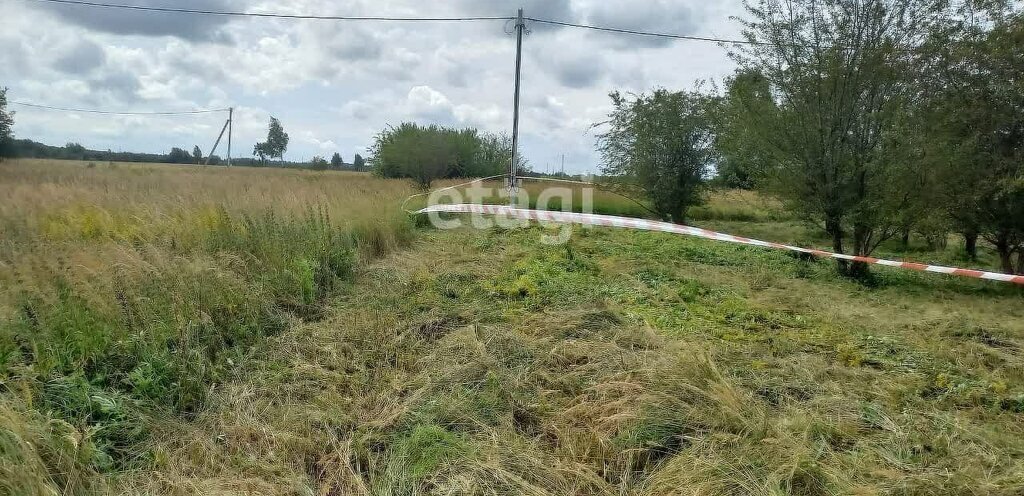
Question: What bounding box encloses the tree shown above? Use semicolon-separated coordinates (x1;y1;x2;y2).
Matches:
730;0;934;277
712;70;776;189
353;153;365;172
254;117;289;164
330;152;343;169
0;87;14;161
596;89;714;223
167;147;191;164
369;123;507;188
253;143;268;165
917;2;1024;273
310;155;329;170
193;145;203;164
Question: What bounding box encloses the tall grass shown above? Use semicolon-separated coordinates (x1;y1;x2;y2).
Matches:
0;159;415;477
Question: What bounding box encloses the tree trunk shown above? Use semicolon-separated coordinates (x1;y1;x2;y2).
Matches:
1017;250;1024;276
848;222;871;278
963;230;978;261
900;229;910;251
826;216;848;273
995;234;1014;274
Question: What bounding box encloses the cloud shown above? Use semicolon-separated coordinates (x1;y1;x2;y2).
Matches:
53;40;107;74
407;85;455;122
550;53;605;89
581;0;702;49
32;0;236;41
455;0;571;21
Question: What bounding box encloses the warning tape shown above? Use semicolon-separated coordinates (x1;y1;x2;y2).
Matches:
418;204;1024;285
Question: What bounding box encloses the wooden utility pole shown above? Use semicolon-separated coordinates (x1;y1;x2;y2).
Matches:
205;107;233;166
509;8;525;199
227;107;233;167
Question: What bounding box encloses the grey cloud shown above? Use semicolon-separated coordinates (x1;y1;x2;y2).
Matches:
54;40;106;74
34;0;236;41
455;0;571;20
534;48;606;90
89;70;141;102
552;55;604;89
0;38;29;77
328;33;382;62
584;1;702;48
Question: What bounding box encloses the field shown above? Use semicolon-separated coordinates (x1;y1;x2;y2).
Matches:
2;159;1024;495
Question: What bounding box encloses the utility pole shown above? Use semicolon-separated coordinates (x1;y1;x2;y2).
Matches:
561;153;564;176
205;107;233;166
508;8;525;201
227;107;233;167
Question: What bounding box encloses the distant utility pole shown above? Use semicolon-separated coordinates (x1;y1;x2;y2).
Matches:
508;7;525;199
227;107;233;167
205;106;234;166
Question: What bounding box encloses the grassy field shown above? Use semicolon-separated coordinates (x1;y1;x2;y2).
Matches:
3;159;1023;495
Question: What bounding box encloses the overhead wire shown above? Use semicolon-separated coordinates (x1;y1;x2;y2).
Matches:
24;0;514;22
10;101;229;115
22;0;782;48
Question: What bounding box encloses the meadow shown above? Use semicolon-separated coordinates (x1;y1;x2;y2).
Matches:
2;159;1023;495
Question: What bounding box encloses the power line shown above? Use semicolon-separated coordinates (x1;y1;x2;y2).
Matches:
21;0;801;47
11;101;229;115
526;17;770;46
25;0;514;22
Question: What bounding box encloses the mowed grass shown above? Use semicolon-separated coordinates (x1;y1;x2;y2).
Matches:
124;216;1019;492
4;160;1024;495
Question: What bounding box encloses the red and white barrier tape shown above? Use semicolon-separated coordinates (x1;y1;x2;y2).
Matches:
418;204;1024;285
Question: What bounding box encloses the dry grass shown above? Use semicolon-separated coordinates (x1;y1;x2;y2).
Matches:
117;223;1023;495
4;160;1024;495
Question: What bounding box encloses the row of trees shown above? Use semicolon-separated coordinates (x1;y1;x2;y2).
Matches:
369;122;513;187
0;88;12;159
599;0;1023;276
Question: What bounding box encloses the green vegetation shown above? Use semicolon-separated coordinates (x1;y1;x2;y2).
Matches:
94;204;1024;494
0;159;414;492
2;159;1022;494
597;89;714;222
0;87;12;161
253;116;290;165
371;122;511;187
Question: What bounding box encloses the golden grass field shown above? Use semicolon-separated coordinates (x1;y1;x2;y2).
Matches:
2;158;1024;495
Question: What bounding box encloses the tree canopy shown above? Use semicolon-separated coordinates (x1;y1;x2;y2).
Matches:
369;123;510;188
597;89;714;223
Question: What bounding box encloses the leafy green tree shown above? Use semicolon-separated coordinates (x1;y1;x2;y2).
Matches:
730;0;933;277
193;145;202;164
712;70;776;189
0;87;13;161
310;155;329;170
167;147;191;164
330;152;343;169
917;2;1024;273
369;123;508;188
253;143;268;165
254;117;289;164
353;153;365;172
596;89;714;223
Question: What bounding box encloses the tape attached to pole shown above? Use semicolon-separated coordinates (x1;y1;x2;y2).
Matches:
417;204;1024;286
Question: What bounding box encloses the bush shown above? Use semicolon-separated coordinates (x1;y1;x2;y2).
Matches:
370;122;510;187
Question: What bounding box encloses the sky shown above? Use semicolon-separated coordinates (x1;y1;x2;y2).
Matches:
0;0;747;174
